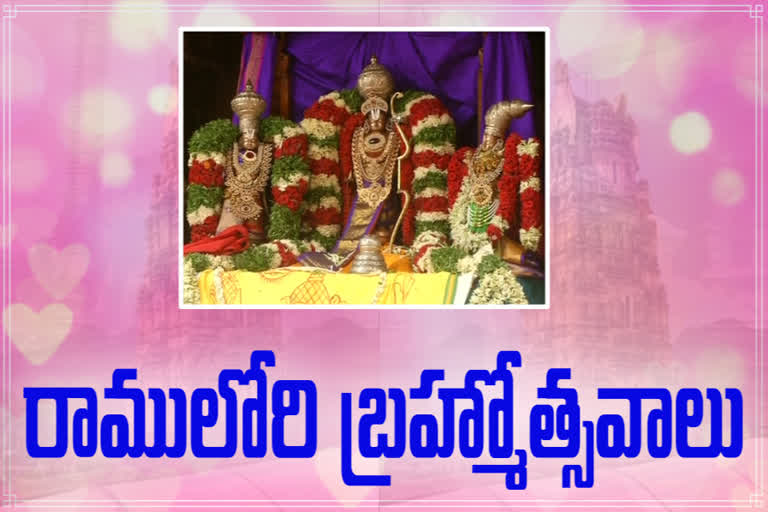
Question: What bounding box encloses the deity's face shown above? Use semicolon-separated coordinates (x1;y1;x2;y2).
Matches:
366;108;388;133
481;132;501;150
239;117;260;150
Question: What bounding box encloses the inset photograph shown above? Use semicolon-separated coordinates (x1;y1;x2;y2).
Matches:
181;30;547;307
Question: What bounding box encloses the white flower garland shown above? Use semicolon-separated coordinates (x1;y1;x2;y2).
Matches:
469;267;528;305
411;113;453;136
186;204;220;226
519;226;543;253
300;118;338;139
519;176;541;194
182;259;201;305
456;242;494;274
307;145;339;162
517;138;540;158
188;151;227;167
308;173;342;190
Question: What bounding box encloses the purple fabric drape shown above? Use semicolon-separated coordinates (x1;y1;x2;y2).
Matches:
243;32;537;147
285;32;482;146
482;33;536;139
234;33;278;125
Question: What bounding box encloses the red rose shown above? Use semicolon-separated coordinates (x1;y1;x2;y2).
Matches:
190;222;215;241
202;215;219;231
277;135;308;158
409;98;447;126
487;224;503;242
310;157;339;176
311;206;341;227
412;150;451;170
273;186;303;211
189;160;224;187
414;195;448;213
274;241;298;267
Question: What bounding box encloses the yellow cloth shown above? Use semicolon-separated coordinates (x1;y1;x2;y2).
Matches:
199;268;458;305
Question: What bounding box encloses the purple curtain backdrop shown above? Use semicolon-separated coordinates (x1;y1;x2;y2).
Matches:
247;32;536;147
482;33;536;140
234;32;278;125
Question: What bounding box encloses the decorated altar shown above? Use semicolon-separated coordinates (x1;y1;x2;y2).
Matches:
182;32;546;306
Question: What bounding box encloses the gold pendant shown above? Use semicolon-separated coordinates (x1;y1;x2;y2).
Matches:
471;183;493;206
359;182;390;207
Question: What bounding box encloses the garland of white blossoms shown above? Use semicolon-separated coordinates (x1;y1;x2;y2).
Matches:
448;177;508;254
469;266;528;305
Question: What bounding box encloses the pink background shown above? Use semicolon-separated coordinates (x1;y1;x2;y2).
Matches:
1;1;765;510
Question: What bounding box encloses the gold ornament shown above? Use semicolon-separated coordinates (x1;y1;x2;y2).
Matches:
352;125;398;208
231;80;266;119
483;100;534;140
357;56;395;101
225;142;273;221
467;140;504;207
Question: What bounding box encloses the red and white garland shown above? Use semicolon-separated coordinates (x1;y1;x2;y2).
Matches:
395;92;454;272
300;91;355;250
186;151;227;241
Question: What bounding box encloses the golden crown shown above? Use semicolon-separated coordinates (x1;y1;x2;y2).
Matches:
231;80;266;119
484;100;534;139
357;56;395;100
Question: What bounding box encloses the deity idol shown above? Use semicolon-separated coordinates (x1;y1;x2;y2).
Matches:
446;100;544;266
215;82;273;242
299;57;456;269
185;81;312;255
335;57;403;255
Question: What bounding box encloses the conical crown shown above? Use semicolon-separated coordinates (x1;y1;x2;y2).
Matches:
356;56;395;100
484;100;534;138
231;81;266;119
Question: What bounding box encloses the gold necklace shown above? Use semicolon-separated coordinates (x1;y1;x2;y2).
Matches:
225;142;273;221
352;127;398;208
467;142;504;207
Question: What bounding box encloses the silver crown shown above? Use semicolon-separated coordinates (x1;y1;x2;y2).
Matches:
231;80;266;119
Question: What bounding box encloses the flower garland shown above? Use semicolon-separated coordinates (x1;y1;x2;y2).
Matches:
185;119;238;241
300;90;360;251
421;132;544;271
469;266;528;305
393;91;455;272
424;244;528;305
339;112;366;224
259;116;311;241
516;137;543;254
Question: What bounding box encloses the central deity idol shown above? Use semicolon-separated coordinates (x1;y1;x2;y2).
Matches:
336;56;401;255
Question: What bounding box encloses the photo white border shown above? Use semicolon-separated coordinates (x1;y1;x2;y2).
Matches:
177;26;552;310
0;3;761;509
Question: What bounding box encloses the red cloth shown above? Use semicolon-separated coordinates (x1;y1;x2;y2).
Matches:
183;226;251;256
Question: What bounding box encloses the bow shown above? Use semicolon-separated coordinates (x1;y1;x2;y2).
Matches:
388;91;411;252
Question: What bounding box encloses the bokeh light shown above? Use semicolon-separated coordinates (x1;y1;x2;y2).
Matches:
712;168;746;206
669;111;712;154
194;4;254;26
110;0;169;52
100;151;134;188
557;2;645;79
63;89;135;146
148;84;178;115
